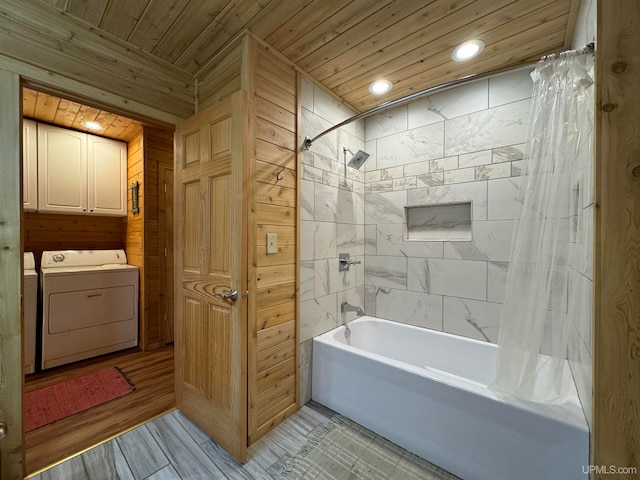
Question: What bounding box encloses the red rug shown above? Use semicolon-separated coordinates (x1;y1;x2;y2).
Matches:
24;367;135;432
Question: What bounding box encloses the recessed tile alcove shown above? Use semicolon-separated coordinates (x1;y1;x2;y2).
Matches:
405;202;472;242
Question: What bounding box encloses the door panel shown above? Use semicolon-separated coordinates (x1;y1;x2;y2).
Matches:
175;92;247;462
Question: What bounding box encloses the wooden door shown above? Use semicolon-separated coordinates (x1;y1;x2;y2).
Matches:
160;166;174;344
174;92;248;462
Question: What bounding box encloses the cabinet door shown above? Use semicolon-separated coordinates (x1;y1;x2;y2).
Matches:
37;123;87;214
87;135;127;216
22;118;38;212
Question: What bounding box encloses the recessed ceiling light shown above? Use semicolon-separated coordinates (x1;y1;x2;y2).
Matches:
368;79;393;95
451;39;485;62
81;121;103;131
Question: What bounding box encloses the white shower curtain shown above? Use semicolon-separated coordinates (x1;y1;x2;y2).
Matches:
493;51;594;403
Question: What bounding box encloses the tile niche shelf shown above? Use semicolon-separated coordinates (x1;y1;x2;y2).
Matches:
404;202;472;242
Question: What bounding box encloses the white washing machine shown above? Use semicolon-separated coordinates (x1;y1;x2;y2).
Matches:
40;249;139;370
23;252;37;375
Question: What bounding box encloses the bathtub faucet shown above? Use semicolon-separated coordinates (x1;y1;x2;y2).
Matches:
341;302;363;316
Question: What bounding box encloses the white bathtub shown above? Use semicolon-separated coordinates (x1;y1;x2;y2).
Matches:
312;316;588;480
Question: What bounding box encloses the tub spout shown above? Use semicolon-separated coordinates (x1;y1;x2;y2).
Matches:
341;302;363;316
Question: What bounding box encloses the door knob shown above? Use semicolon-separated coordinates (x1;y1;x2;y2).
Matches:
0;422;7;439
217;289;238;302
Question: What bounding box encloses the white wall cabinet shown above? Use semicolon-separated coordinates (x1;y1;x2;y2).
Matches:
36;123;127;216
22;119;38;212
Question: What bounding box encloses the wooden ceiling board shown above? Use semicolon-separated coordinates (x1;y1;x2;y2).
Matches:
67;0;109;26
99;0;151;40
23;88;144;142
286;0;417;66
32;0;580;114
335;0;565;102
173;0;271;72
126;0;191;52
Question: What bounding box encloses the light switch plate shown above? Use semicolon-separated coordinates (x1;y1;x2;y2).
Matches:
266;233;277;254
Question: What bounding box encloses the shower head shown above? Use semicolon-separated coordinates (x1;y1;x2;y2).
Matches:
342;147;370;170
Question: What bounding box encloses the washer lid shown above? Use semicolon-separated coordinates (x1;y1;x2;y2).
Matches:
41;249;128;269
24;252;36;270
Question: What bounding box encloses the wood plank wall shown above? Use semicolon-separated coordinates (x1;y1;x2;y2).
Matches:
197;42;243;112
143;126;175;350
247;40;298;444
593;0;640;476
125;126;145;347
23;213;125;267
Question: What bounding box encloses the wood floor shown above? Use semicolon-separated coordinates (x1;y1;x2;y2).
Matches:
25;346;175;475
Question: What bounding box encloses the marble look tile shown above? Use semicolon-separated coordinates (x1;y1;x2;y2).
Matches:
373;288;443;330
336;223;365;256
300;179;315;221
443;297;501;343
407;79;489;128
475;163;511;181
408;182;488;221
116;426;168;480
393;176;417;190
300;261;315;302
365;190;406;225
377;123;444;169
568;325;593;429
487;261;509;303
443;220;515;262
300;221;315;262
302;107;338;161
444;167;475;184
416;172;444;187
314;258;344;297
369;180;393;193
365;106;408;141
300;294;338;342
444;98;530;156
364;285;378;316
299;338;313;405
567;269;593;350
376;223;443;258
403;160;430;176
488;68;534;108
314;183;338;222
365;224;377;255
336;189;364;224
314;84;356;133
408;258;487;301
364;255;407;289
429;155;458;172
487;177;522;220
313;222;336;259
300;75;314;111
301;163;323;183
380;165;404;180
459;150;491;168
492;144;526;163
364;139;378;171
511;160;523;176
365;170;381;183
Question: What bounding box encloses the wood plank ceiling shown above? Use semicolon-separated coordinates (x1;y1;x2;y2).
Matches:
38;0;580;113
23;88;143;142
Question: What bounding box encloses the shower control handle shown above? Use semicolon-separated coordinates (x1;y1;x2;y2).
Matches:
339;253;361;272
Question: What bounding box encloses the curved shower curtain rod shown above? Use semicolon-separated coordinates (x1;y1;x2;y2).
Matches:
303;42;595;150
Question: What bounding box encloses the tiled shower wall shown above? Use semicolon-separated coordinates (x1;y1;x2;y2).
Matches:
568;0;595;429
299;76;365;403
362;68;533;343
300;58;594;425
